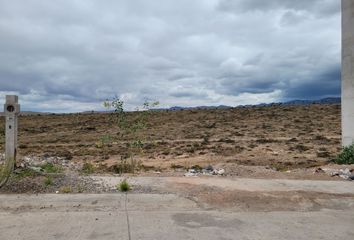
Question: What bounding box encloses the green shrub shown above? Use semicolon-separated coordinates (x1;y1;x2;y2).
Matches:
334;144;354;164
15;168;39;179
81;162;95;175
40;163;62;173
118;179;131;192
44;176;53;186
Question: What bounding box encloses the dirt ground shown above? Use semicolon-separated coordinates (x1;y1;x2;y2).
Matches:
88;176;354;212
0;104;351;193
0;104;343;167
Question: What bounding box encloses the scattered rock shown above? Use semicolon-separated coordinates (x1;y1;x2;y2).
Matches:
313;167;354;181
314;168;325;173
184;166;225;177
325;168;354;180
184;172;198;177
28;166;43;172
272;151;279;156
189;169;197;174
205;165;214;171
337;169;352;180
16;154;79;170
213;168;225;175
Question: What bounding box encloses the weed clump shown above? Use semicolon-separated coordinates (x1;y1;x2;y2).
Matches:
118;179;131;192
112;158;141;174
334;144;354;164
81;162;95;175
14;168;39;179
317;151;331;158
40;163;62;173
60;186;72;193
43;176;53;186
293;144;310;152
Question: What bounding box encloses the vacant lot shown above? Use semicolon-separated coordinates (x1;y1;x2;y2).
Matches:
0;104;342;174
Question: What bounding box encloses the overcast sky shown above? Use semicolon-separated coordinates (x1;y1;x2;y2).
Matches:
0;0;341;112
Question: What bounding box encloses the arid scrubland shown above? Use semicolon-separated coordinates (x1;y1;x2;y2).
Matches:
0;104;341;172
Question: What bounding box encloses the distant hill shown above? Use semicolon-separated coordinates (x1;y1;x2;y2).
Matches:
0;97;341;115
165;105;232;111
161;97;341;111
281;97;341;106
237;97;341;108
0;111;52;116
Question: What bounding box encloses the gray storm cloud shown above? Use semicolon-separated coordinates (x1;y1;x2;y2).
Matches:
0;0;340;112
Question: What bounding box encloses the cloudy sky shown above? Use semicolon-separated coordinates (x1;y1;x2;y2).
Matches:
0;0;341;112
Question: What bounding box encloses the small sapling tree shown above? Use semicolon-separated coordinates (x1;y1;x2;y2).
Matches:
103;97;159;174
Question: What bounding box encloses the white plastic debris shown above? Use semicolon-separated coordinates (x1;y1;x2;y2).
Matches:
184;166;225;177
184;172;197;177
325;168;354;180
338;169;351;180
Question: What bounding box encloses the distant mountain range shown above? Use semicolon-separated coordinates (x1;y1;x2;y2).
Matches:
161;97;341;111
278;97;340;105
0;97;340;115
164;105;233;111
0;111;52;116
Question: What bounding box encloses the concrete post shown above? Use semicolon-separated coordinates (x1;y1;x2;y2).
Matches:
342;0;354;146
5;95;20;162
0;95;20;187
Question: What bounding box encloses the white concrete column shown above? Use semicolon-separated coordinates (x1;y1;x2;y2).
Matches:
0;95;20;187
342;0;354;146
5;95;20;162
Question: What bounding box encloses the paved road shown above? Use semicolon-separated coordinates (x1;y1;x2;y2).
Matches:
1;177;354;239
0;192;354;240
94;176;354;194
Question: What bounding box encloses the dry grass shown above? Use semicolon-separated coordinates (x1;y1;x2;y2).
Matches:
0;104;342;172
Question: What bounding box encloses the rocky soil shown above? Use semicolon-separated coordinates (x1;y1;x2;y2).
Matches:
1;104;353;194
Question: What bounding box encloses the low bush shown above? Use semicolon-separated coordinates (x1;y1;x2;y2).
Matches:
334;144;354;164
43;176;53;186
81;162;95;175
118;179;131;192
112;158;141;174
15;168;39;179
40;163;62;173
